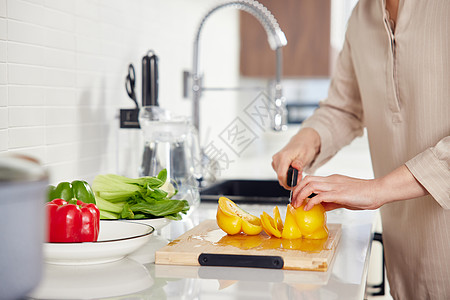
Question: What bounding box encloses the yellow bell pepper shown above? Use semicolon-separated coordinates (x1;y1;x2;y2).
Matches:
288;204;329;240
216;197;262;235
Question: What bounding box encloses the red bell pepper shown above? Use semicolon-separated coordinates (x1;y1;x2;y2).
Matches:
47;198;100;243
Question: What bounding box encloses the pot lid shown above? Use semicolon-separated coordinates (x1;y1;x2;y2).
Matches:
0;154;48;182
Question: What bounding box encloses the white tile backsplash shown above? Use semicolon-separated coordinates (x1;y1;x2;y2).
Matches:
43;0;74;15
0;129;7;150
9;85;45;105
8;126;45;148
7;19;46;45
45;87;76;106
44;48;76;69
0;0;6;18
7;41;45;66
43;6;75;32
0;106;7;128
8;106;45;127
7;0;44;25
0;0;240;183
0;18;6;39
8;64;46;85
0;85;7;106
0;40;6;62
44;68;76;87
0;63;6;84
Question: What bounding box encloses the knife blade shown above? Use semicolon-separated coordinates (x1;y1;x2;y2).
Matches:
287;166;298;203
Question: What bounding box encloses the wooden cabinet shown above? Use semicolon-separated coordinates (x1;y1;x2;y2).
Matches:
240;0;331;77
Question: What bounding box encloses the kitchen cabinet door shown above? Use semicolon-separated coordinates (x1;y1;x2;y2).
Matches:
240;0;331;77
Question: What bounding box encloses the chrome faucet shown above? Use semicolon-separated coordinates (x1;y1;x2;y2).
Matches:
184;0;288;134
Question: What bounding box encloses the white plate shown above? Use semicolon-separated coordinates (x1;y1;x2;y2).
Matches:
124;217;171;231
44;220;154;265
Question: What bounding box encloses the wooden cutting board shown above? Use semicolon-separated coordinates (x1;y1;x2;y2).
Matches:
155;220;341;272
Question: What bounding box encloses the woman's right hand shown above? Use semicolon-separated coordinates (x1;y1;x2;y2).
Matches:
271;128;321;189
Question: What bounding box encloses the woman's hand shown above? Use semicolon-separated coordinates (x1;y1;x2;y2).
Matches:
292;174;381;211
292;165;429;211
272;128;321;189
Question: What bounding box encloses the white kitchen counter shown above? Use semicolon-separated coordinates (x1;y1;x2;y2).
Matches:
29;202;376;300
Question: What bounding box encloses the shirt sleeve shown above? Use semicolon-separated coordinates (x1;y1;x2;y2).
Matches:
405;136;450;209
301;35;365;173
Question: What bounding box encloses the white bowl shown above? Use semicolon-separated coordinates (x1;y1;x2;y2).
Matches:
44;220;154;265
121;217;171;231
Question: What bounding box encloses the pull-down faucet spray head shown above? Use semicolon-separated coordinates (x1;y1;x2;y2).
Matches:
191;0;288;133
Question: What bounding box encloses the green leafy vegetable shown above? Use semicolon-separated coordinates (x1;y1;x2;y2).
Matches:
92;169;189;220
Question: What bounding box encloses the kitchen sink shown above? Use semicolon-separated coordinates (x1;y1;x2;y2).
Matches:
200;179;290;204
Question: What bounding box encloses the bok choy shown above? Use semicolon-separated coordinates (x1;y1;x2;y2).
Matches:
92;169;190;220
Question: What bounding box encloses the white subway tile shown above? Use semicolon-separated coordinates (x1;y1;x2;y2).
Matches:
0;0;6;18
8;86;45;105
0;129;7;151
0;85;7;106
44;47;75;69
45;106;77;126
43;6;74;32
45;68;76;87
44;27;75;51
46;161;77;183
7;19;46;46
7;42;45;66
45;87;76;106
45;142;77;164
45;124;77;145
76;72;101;89
9;106;45;127
8;126;45;148
79;139;106;158
78;123;107;142
77;156;103;178
22;0;43;5
75;0;99;21
8;64;45;85
76;36;102;55
0;19;6;40
76;53;108;73
44;0;75;15
75;17;101;39
0;63;6;84
7;0;44;25
0;40;6;62
0;107;7;128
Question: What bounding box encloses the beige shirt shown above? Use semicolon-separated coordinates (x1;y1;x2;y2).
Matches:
302;0;450;299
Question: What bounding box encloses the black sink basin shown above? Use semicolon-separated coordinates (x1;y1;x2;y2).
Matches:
200;179;290;204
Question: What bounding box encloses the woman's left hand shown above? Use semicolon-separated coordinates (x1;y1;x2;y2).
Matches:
291;174;382;211
292;165;428;211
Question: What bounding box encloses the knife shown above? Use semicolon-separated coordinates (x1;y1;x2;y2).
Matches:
287;166;298;203
142;50;159;107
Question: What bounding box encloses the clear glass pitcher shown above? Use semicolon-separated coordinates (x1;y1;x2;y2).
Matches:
138;106;201;211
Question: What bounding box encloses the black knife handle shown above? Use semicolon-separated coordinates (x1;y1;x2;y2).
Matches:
287;166;298;187
198;253;284;269
142;50;159;107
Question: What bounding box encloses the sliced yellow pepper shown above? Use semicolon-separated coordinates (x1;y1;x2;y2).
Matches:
281;204;302;239
260;211;282;238
273;206;283;233
216;197;262;235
